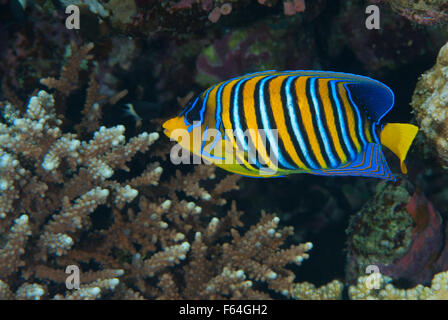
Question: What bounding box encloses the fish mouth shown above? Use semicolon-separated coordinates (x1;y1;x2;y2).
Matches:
162;116;185;138
162;126;172;138
162;118;173;137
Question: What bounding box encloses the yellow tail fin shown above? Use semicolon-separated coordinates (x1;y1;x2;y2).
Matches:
380;123;419;174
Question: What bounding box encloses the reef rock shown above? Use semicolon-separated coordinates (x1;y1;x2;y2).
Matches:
411;41;448;168
346;181;448;286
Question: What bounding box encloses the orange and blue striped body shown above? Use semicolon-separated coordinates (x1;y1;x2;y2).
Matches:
164;70;397;180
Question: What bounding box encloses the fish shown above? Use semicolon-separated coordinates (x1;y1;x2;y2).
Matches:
163;70;418;180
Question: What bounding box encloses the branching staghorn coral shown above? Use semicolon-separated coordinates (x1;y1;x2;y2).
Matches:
0;44;320;298
0;77;325;299
0;89;160;298
0;88;317;298
40;42;95;97
118;205;315;299
63;159;317;299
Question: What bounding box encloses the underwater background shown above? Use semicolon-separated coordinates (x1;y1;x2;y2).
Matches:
1;0;448;299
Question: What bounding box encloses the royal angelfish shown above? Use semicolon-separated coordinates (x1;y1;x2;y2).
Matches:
163;70;418;180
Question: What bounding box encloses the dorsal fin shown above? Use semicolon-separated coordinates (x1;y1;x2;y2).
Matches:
345;78;394;123
281;70;395;123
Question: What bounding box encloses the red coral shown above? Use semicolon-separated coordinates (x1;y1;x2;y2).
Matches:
379;191;447;285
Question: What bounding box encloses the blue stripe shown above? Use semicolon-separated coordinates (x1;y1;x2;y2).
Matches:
201;125;225;160
185;87;215;133
231;76;264;170
208;80;233;152
379;148;394;180
309;77;338;168
329;80;356;160
248;70;395;124
200;125;208;153
371;122;380;144
313;143;394;180
344;82;367;146
200;86;214;120
184;97;199;127
233;77;251;152
285;76;317;169
215;81;230;132
188;86;214;133
259;75;296;170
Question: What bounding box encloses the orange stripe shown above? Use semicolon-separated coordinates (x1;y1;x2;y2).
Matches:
364;119;373;143
294;76;327;168
221;78;239;139
242;75;278;171
205;84;220;128
337;83;361;152
268;75;307;169
220;78;257;170
318;79;347;163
